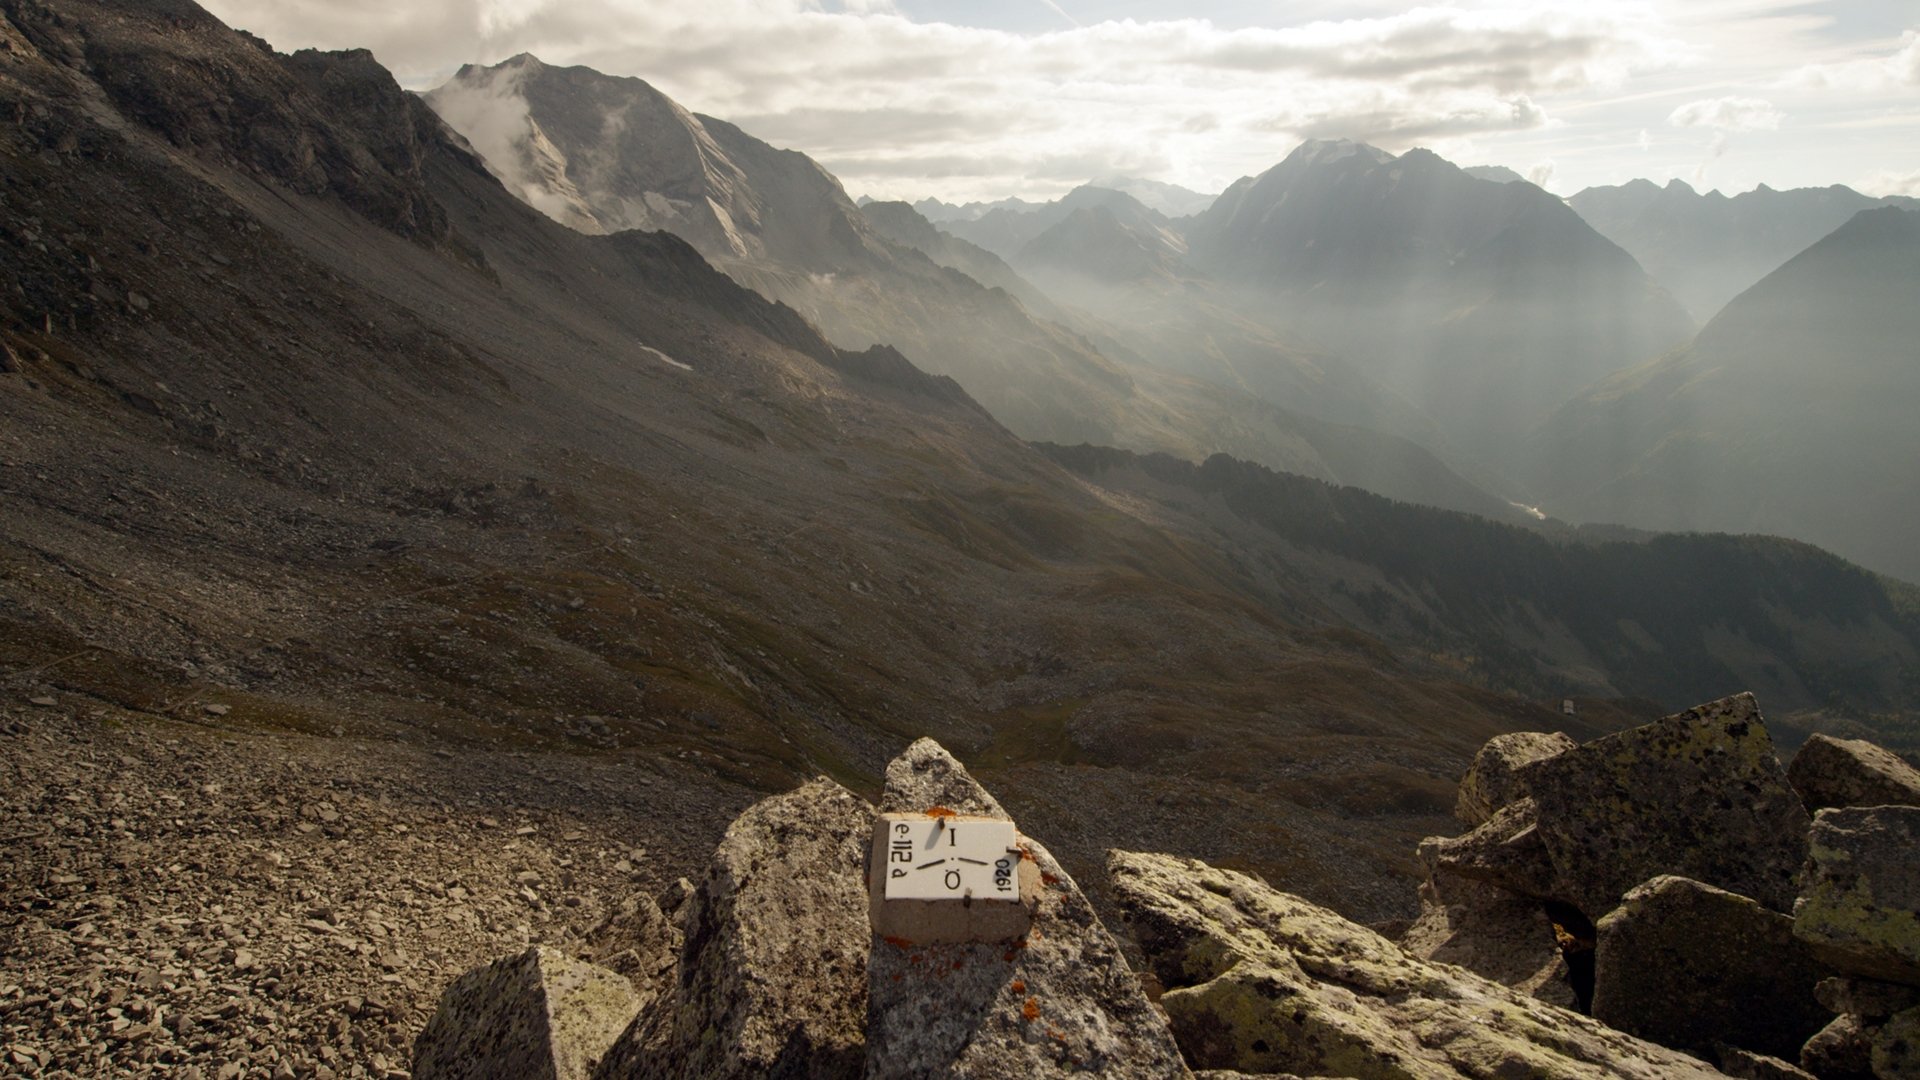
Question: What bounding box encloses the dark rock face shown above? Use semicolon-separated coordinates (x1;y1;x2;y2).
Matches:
413;946;641;1080
1107;850;1728;1079
1518;693;1810;916
1590;876;1830;1060
8;0;463;247
1455;731;1574;826
595;778;873;1079
1792;805;1920;985
862;739;1190;1079
1788;733;1920;813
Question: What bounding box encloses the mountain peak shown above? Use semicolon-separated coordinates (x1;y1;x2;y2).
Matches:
1285;138;1394;169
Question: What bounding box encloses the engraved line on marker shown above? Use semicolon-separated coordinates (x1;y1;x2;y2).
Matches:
916;859;948;870
955;858;989;866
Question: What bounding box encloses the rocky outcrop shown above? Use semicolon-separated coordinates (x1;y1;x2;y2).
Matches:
1518;693;1809;915
1417;797;1557;899
1590;876;1830;1059
863;739;1190;1079
595;777;872;1079
1788;734;1920;813
1802;1014;1876;1079
1818;977;1920;1023
1400;869;1577;1009
1109;849;1729;1078
413;946;641;1080
1793;806;1920;985
1455;731;1574;826
418;740;1193;1078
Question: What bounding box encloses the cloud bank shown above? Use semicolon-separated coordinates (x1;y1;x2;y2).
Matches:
199;0;1687;200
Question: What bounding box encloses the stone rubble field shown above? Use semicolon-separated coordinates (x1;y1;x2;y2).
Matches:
0;701;751;1079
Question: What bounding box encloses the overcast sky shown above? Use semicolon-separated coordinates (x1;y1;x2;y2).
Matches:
200;0;1920;203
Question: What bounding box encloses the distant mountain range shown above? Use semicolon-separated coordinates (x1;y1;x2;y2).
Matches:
1567;179;1920;323
1530;205;1920;584
423;57;1509;517
421;54;1920;591
903;177;1215;224
1184;140;1696;467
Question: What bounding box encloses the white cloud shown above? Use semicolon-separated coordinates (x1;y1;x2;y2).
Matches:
1667;95;1783;132
1788;28;1920;92
1860;167;1920;198
198;0;1688;201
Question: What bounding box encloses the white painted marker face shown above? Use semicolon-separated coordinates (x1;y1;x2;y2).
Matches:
881;817;1021;902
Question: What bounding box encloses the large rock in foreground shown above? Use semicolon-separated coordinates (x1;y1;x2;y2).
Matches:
596;778;873;1079
414;946;641;1080
1518;693;1809;916
1455;731;1574;826
1793;805;1920;985
863;739;1190;1079
1590;876;1829;1060
1787;733;1920;813
1109;850;1729;1079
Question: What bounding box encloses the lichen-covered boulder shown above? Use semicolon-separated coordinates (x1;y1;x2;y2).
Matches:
1400;869;1575;1009
1417;798;1558;900
863;739;1190;1079
1456;731;1575;826
1518;693;1809;916
1792;806;1920;985
1590;876;1830;1060
1787;733;1920;813
1108;850;1731;1079
596;777;873;1079
414;946;642;1080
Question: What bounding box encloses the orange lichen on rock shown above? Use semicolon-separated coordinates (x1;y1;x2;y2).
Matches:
882;935;916;949
1022;997;1040;1022
1010;980;1027;994
924;806;957;818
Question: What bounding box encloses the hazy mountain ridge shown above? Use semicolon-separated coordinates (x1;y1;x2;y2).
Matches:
425;57;1521;517
1529;205;1920;585
1568;178;1920;322
1184;139;1697;467
1045;445;1920;711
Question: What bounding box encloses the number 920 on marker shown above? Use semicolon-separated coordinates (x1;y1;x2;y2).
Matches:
881;816;1022;902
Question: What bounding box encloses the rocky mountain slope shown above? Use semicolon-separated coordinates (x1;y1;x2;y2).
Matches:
1569;178;1920;322
1185;139;1696;466
1528;206;1920;584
